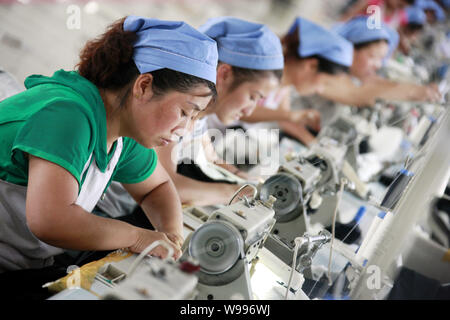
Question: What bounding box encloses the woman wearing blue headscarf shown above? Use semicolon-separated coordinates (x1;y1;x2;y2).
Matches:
151;17;284;206
415;0;446;24
0;16;219;282
242;16;441;146
397;6;428;54
336;15;441;102
241;17;355;146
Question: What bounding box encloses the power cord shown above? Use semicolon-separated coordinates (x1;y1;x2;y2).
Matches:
285;237;307;300
327;178;347;286
228;183;258;205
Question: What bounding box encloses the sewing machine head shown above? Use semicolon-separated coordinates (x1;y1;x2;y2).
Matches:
180;195;276;299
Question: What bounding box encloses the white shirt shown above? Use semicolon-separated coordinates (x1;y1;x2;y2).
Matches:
176;116;209;164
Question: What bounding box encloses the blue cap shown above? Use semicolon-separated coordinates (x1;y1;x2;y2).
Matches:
415;0;446;21
288;17;354;67
406;6;427;25
334;16;399;60
123;16;218;83
198;17;284;70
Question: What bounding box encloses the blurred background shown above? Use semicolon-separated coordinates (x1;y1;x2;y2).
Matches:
0;0;351;84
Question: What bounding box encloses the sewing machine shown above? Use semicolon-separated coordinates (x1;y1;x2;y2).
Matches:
180;188;276;300
48;246;200;300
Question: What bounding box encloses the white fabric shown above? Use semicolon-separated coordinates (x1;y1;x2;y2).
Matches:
368;126;403;162
177;117;208;162
76;138;123;213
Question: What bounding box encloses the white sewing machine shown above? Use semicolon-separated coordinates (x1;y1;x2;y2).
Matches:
180;187;276;300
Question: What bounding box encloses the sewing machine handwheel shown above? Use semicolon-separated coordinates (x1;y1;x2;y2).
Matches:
188;220;243;275
260;172;303;222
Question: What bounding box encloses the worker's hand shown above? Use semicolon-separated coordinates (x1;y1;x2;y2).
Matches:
421;84;442;103
165;232;185;249
216;162;252;181
291;109;321;132
129;228;182;260
228;166;262;184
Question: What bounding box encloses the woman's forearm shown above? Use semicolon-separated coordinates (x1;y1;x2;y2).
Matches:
29;204;140;251
26;155;141;251
156;143;235;206
172;172;236;206
279;121;317;147
319;74;376;107
215;162;239;174
140;180;183;235
240;106;292;123
364;78;437;102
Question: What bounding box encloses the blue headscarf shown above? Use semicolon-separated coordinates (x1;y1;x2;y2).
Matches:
124;16;218;83
405;6;427;25
334;16;399;60
415;0;446;22
198;16;284;70
288;17;354;67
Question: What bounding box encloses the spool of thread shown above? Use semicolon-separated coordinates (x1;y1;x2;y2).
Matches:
419;115;436;147
359;211;395;264
380;169;414;210
409;115;433;146
355;211;384;264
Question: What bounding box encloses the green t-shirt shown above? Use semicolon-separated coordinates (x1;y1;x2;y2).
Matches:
0;70;157;191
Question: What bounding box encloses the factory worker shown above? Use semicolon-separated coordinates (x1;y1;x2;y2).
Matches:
340;0;415;29
335;15;401;71
153;17;284;206
412;1;450;60
241;17;353;146
415;0;446;23
0;16;218;274
397;6;428;54
336;15;441;101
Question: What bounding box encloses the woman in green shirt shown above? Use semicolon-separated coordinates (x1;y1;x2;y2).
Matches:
0;16;218;273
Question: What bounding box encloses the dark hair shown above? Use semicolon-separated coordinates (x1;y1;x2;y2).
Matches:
353;39;389;50
76;17;216;105
308;55;350;75
282;28;302;61
404;22;425;33
281;28;349;75
223;63;283;91
424;8;439;21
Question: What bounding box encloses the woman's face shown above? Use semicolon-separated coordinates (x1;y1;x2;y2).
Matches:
128;79;213;148
288;58;322;95
425;10;437;24
350;41;389;80
214;67;280;125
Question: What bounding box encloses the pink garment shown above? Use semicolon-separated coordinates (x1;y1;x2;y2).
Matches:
366;0;408;28
258;87;291;110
